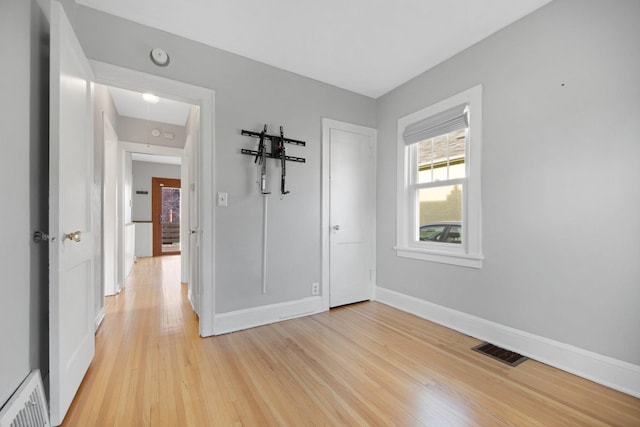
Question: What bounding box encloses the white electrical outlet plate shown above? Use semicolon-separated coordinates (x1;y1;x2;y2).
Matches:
311;282;319;295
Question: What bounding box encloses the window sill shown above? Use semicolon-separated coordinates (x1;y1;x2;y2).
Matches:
395;246;483;269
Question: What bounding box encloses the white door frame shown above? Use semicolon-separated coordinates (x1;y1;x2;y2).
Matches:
321;118;377;311
103;114;119;297
91;61;216;337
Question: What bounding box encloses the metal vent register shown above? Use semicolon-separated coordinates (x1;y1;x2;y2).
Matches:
0;370;50;427
472;343;529;367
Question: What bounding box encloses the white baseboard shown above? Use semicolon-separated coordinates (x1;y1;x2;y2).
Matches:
94;308;105;331
187;286;198;316
104;283;121;297
214;296;324;335
375;287;640;398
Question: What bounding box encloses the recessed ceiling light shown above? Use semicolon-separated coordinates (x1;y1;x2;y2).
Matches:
142;93;159;103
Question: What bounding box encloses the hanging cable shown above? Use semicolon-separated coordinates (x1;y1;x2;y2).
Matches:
261;194;268;294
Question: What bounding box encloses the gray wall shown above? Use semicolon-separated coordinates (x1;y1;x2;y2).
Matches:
118;116;186;149
60;0;377;313
0;0;49;407
132;161;181;222
376;0;640;365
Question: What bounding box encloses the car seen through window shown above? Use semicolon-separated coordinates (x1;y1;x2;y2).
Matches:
419;222;462;244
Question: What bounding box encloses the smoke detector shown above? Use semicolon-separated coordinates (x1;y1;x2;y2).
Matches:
150;48;170;67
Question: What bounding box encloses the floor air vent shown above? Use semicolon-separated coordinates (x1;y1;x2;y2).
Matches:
472;343;528;367
0;370;50;427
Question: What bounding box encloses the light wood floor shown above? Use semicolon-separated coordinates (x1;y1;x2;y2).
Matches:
62;256;640;426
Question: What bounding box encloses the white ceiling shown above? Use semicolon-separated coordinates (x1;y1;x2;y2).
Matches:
78;0;552;98
108;86;192;126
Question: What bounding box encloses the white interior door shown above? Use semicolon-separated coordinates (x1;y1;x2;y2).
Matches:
189;125;201;315
49;1;95;425
326;121;376;308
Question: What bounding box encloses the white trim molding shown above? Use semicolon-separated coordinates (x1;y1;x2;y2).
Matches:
321;118;377;311
395;247;483;268
94;308;105;331
375;287;640;398
396;85;483;268
214;297;324;335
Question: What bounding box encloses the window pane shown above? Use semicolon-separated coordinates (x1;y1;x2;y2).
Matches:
419;224;446;242
445;224;462;244
417;128;466;184
161;187;180;253
417;184;463;243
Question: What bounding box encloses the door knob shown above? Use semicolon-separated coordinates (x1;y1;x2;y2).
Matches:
65;231;82;242
333;225;340;231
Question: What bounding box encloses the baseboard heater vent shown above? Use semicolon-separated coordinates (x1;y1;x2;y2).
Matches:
472;342;529;367
0;370;50;427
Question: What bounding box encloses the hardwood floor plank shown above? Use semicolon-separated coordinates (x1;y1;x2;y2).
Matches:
62;256;640;426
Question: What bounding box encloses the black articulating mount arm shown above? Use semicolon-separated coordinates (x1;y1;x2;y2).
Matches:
241;125;306;195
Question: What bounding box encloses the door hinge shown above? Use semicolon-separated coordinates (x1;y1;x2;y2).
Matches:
33;230;55;243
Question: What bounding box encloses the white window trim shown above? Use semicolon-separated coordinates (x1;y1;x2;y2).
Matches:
396;84;483;268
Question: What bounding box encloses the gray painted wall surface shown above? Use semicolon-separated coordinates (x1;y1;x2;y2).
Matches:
376;0;640;365
0;0;49;407
132;161;181;222
118;116;186;149
60;1;377;313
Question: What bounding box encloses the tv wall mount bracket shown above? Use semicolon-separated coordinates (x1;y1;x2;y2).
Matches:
241;125;306;195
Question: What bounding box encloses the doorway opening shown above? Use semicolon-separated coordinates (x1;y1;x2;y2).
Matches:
152;177;182;256
92;59;215;338
99;82;193;295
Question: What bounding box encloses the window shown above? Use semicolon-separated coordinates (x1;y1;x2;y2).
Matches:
396;85;483;268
